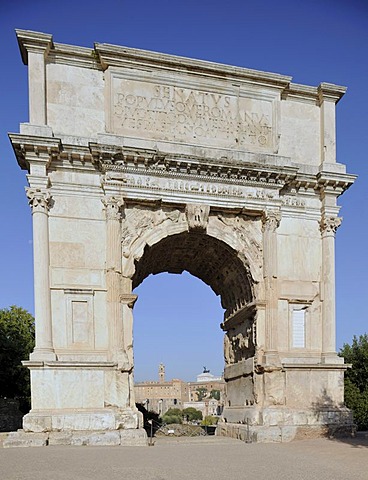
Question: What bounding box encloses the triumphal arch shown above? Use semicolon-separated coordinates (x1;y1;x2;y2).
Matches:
7;30;356;446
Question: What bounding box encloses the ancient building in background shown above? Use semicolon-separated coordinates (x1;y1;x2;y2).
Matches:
134;365;225;417
6;29;355;446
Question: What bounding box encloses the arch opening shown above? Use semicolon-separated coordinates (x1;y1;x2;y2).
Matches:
132;231;254;319
133;271;225;383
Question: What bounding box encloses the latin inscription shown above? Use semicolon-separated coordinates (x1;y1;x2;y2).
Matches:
108;172;277;201
111;79;274;149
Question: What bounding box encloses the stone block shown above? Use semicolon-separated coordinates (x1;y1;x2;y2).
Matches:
48;431;73;446
88;431;121;446
23;413;52;432
3;431;49;448
253;427;282;443
120;428;147;446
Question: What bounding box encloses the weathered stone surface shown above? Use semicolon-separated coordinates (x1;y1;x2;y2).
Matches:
120;428;148;446
3;431;48;448
48;431;73;446
70;431;121;446
8;30;356;445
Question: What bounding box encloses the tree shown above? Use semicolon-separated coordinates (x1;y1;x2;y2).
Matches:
201;415;219;426
210;389;221;401
182;407;202;422
340;334;368;430
196;387;208;401
0;306;35;410
162;408;182;424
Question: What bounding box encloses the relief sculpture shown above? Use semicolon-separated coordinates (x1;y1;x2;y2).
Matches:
121;206;184;258
224;319;255;365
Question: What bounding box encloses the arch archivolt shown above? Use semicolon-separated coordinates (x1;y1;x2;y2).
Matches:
118;202;265;404
121;202;263;289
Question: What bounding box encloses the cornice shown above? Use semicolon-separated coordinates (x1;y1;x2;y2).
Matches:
317;170;356;195
317;82;347;105
282;82;347;106
90;143;299;190
8;133;62;170
94;42;292;89
14;30;349;106
16;29;53;64
281;83;319;104
9;134;356;198
48;42;101;70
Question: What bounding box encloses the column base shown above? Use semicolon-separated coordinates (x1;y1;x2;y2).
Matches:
218;405;354;443
22;407;143;432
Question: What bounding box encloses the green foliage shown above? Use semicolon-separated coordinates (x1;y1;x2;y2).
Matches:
340;334;368;430
0;306;35;408
201;415;219;426
162;408;182;424
210;389;221;401
182;407;203;421
196;387;208;401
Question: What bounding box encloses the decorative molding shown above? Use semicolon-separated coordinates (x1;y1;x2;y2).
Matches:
120;294;138;307
16;29;54;65
319;216;342;236
95;42;292;89
317;83;347;105
8;133;62;171
102;196;124;221
25;187;51;213
262;209;281;232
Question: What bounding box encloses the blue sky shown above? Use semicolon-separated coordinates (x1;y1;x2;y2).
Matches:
0;1;367;382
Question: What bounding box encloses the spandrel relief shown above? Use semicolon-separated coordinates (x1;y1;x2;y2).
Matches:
121;206;185;258
215;213;263;269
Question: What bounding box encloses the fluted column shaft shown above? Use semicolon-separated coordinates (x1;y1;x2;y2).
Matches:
320;216;341;357
262;210;281;360
26;188;55;360
104;196;125;366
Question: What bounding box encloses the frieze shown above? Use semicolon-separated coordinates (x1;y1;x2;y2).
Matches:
104;170;282;202
281;195;306;207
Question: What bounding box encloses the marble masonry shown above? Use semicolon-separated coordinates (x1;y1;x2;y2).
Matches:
5;29;356;446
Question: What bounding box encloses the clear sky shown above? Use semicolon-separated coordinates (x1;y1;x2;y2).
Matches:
0;0;367;382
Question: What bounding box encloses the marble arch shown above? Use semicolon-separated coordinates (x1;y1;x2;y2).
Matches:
6;29;356;446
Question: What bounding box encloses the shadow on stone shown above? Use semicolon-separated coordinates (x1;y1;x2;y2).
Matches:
309;388;368;447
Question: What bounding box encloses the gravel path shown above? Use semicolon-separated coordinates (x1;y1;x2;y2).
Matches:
0;435;367;480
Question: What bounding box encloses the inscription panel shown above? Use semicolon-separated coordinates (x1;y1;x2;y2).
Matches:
108;71;278;151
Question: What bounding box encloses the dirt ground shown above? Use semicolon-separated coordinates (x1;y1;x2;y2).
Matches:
0;434;367;480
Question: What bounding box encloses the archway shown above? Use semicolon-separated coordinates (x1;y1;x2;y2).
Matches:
132;231;254;318
9;31;355;446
